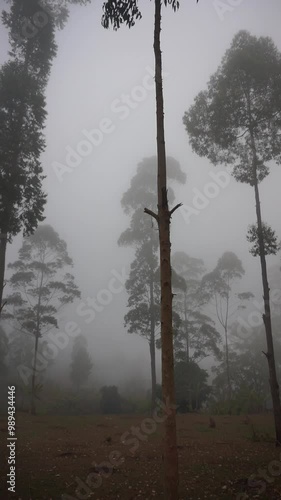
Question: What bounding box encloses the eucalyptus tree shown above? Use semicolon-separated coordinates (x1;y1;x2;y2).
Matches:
102;0;195;492
184;30;281;443
124;241;160;410
119;157;185;411
5;225;80;414
201;252;245;410
172;251;221;365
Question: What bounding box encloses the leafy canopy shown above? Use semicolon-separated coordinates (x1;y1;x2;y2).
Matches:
183;30;281;186
5;225;80;337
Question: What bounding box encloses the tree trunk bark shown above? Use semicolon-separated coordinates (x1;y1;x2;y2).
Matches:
30;333;39;415
250;130;281;445
225;326;231;414
254;179;281;444
149;261;157;411
154;1;178;497
184;293;191;412
30;267;44;416
0;232;7;315
224;281;231;413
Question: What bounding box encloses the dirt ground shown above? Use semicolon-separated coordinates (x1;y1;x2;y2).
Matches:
1;412;281;499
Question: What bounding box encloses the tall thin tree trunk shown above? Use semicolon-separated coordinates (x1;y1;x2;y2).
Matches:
30;267;44;416
224;284;231;413
154;0;178;497
0;233;7;315
250;129;281;445
224;325;231;413
30;334;39;415
254;179;281;444
184;292;191;412
149;262;157;411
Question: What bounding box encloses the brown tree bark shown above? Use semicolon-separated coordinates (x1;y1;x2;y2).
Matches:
149;261;157;411
30;334;39;415
250;129;281;445
30;267;44;415
152;0;179;497
224;281;231;413
184;292;192;412
0;232;7;315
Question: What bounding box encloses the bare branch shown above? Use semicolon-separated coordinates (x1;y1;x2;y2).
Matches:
0;300;6;312
169;203;183;217
144;208;159;223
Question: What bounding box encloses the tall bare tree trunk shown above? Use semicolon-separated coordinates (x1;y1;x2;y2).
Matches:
149;263;157;411
153;0;178;497
224;284;231;413
184;293;191;412
30;334;39;415
0;232;7;316
254;179;281;444
30;268;44;416
250;130;281;445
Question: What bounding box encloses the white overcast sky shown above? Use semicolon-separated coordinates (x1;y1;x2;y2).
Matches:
1;0;281;388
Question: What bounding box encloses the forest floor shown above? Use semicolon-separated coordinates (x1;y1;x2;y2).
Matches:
1;412;281;499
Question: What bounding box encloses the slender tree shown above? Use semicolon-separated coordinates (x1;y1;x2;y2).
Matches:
172;252;221;365
201;252;244;410
184;30;281;444
124;241;160;410
5;225;80;414
102;3;198;495
212;317;281;414
172;253;221;411
119;157;185;411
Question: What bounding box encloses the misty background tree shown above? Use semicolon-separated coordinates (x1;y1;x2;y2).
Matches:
184;30;281;445
172;251;221;409
5;225;80;414
70;334;93;392
119;156;185;411
201;251;245;410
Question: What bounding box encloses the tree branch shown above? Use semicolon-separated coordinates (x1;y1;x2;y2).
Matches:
169;203;182;217
144;208;159;223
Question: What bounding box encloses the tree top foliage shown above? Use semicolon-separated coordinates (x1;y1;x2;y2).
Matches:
121;156;186;215
183;30;281;185
201;251;244;299
101;0;180;30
